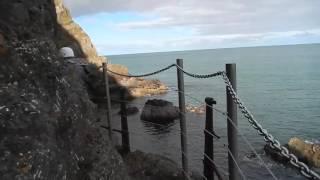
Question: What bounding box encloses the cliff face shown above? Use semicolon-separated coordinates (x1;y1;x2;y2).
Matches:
0;0;129;179
53;0;105;66
53;0;168;99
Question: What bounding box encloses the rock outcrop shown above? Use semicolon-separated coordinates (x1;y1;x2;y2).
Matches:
141;99;180;123
0;0;129;179
53;0;168;98
54;0;105;66
288;137;320;167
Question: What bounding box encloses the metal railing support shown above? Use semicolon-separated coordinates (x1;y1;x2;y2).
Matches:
204;97;216;180
102;62;113;140
203;97;223;180
226;63;239;180
176;59;189;179
120;89;130;154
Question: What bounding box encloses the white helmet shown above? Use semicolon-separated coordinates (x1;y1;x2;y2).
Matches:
59;47;75;58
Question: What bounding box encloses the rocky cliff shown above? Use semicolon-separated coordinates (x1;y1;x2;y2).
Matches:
0;0;129;179
53;0;168;99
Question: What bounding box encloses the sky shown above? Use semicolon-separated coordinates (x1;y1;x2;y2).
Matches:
64;0;320;55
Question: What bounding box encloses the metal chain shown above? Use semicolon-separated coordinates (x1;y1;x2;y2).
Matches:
107;64;176;78
221;72;320;180
175;65;224;78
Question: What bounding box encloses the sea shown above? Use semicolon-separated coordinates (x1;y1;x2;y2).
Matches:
107;43;320;180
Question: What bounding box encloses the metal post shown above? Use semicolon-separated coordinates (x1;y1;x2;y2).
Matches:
204;97;216;180
226;63;239;180
102;62;113;140
203;98;223;180
120;89;130;154
176;59;189;179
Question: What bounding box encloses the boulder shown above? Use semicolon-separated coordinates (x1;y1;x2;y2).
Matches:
140;99;179;123
288;137;320;167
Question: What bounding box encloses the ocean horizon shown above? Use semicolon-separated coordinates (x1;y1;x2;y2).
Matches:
106;43;320;56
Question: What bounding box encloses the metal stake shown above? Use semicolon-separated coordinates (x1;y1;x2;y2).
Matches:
176;59;189;179
102;62;113;140
226;63;238;180
120;89;130;153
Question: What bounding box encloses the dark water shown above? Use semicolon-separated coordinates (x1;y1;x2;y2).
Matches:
108;44;320;179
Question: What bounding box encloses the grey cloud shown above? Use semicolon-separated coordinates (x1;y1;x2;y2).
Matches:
64;0;320;35
115;0;320;35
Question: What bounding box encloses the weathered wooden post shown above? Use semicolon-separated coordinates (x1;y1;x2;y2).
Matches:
176;59;189;179
120;89;130;154
203;97;223;180
102;62;113;140
226;63;239;180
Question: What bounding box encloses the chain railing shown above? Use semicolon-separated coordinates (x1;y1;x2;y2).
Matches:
221;72;320;180
107;64;176;78
104;61;320;180
106;64;223;79
175;65;224;79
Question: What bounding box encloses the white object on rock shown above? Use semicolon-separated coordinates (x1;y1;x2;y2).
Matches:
59;47;75;58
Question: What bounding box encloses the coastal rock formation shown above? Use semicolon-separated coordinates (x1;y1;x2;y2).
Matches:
141;99;180;123
264;137;320;168
53;0;168;98
288;137;320;167
0;0;129;179
54;0;105;66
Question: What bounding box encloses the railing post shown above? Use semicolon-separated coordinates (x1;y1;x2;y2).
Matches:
204;97;216;180
102;62;113;141
120;89;130;154
226;63;239;180
176;59;189;179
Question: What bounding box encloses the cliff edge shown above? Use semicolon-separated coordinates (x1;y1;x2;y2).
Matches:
53;0;168;99
0;0;129;179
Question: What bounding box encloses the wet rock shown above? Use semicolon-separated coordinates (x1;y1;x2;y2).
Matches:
141;99;179;123
288;137;320;167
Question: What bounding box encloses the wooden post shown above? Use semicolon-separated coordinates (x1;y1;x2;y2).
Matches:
226;63;239;180
120;89;130;153
176;59;189;179
102;62;113;140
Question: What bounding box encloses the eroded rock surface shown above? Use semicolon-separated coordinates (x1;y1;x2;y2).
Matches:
288;137;320;167
0;0;129;179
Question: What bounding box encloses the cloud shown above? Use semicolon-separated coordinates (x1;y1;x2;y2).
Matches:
65;0;320;34
64;0;320;54
95;29;320;55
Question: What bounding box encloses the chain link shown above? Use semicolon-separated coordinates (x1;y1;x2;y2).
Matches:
221;72;320;180
107;64;176;78
175;65;224;78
